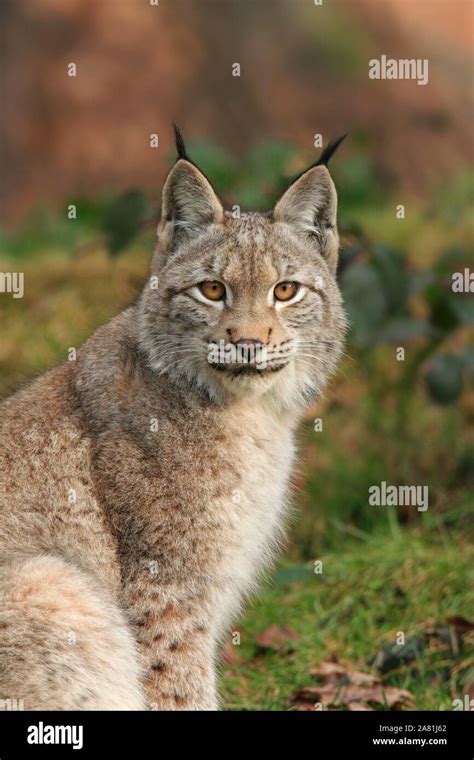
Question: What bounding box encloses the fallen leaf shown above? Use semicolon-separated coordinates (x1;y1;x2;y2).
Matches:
447;616;474;633
221;639;244;666
310;661;347;679
255;625;299;654
310;660;379;686
350;671;380;686
292;682;413;711
292;701;319;711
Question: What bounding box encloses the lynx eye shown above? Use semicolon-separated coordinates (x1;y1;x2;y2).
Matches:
274;281;299;302
199;280;226;302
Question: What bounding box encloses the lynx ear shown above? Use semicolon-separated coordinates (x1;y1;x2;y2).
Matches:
274;164;339;273
273;133;347;274
158;159;224;252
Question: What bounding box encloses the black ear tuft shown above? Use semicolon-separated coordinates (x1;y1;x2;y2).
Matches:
173;123;190;161
315;131;348;167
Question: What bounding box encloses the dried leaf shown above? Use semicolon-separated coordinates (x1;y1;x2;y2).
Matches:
221;639;244;666
447;616;474;633
292;681;414;711
310;661;347;679
350;671;380;686
310;660;379;686
255;625;299;653
292;701;319;711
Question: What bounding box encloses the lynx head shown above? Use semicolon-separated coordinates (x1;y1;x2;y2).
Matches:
138;127;347;410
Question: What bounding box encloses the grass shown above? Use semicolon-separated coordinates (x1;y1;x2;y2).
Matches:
0;246;150;397
220;527;474;711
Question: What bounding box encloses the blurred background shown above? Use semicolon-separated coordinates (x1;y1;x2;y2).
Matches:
0;0;473;711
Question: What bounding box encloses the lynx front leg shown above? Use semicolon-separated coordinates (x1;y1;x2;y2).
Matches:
128;579;219;711
144;629;218;711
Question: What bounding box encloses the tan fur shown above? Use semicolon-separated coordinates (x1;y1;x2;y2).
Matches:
0;156;346;710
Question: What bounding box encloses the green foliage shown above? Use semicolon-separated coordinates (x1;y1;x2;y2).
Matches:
340;241;473;407
183;139;295;209
178;141;239;192
102;189;151;256
430;171;474;225
234;142;294;208
0;206;101;261
426;354;464;405
341;262;388;347
336;155;388;219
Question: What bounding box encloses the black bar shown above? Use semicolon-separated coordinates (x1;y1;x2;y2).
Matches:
0;710;472;757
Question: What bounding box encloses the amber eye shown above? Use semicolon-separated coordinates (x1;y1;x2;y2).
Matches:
274;281;299;302
199;280;226;301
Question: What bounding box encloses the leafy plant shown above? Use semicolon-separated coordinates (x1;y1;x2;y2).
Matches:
340;242;473;411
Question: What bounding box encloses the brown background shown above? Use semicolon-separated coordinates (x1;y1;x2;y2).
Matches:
1;0;473;226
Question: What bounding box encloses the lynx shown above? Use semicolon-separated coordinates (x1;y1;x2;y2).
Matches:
0;128;346;710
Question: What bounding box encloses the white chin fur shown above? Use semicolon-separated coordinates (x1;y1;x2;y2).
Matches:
151;355;323;413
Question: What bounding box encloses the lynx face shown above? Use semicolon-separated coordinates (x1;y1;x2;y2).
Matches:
138;150;347;409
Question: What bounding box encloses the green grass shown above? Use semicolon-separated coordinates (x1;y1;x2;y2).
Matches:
220;527;474;710
0;246;150;397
